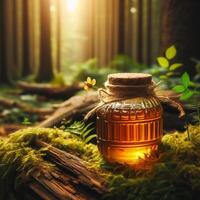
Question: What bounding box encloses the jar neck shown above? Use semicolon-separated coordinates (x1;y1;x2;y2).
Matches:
104;81;156;98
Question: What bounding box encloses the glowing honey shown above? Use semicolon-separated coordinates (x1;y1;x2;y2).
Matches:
96;73;163;165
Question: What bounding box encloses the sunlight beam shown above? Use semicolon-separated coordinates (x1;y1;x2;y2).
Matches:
67;0;79;13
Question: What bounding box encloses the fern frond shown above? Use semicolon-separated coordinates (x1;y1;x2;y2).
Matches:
84;134;96;144
63;121;96;144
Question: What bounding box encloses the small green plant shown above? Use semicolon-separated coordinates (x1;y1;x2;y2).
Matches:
157;46;199;101
172;72;195;100
0;108;38;125
22;117;31;125
157;45;183;80
60;121;96;144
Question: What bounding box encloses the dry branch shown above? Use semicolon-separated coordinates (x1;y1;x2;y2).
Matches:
17;81;82;98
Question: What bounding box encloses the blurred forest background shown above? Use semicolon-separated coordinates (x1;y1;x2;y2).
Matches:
0;0;165;83
0;0;200;127
1;0;200;84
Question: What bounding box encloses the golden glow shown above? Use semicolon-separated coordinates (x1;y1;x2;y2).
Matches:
50;4;56;12
67;0;79;12
100;145;155;165
125;147;152;162
97;97;163;166
130;7;137;14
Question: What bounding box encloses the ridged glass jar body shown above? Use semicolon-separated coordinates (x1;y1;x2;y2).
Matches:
96;96;163;164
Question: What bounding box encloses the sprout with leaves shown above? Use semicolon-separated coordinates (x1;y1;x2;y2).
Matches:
157;45;199;101
22;117;31;125
157;45;183;80
157;46;200;127
172;72;195;100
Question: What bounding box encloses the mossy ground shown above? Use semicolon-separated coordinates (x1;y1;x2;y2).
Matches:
0;125;200;200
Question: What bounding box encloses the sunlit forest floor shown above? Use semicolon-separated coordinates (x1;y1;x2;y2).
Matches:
0;55;200;199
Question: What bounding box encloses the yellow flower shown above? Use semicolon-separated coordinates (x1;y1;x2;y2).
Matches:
83;77;96;90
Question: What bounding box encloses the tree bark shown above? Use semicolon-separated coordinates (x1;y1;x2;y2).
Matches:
56;0;61;72
0;0;11;83
22;0;31;77
23;141;107;200
36;0;55;81
118;0;125;54
160;0;200;76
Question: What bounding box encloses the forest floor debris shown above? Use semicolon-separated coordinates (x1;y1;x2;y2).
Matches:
0;125;200;200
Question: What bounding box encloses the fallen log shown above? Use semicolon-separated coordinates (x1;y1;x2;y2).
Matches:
39;91;98;128
0;97;54;115
39;89;186;130
17;81;82;99
24;141;107;200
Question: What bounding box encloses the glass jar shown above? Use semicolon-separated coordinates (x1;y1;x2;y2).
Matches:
96;73;163;165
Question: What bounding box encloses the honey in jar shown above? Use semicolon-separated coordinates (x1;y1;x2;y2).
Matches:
96;73;163;165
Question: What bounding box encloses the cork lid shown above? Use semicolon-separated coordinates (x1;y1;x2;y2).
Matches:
107;73;152;86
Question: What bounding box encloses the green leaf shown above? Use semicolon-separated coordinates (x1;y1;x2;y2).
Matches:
166;72;173;77
84;134;96;144
173;85;185;93
159;75;168;80
181;72;190;88
165;45;177;60
82;127;95;139
157;57;169;68
169;63;183;71
180;90;194;100
22;118;31;125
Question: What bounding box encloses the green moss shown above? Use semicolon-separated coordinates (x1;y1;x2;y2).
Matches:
0;125;200;200
104;125;200;200
0;127;102;199
7;127;101;164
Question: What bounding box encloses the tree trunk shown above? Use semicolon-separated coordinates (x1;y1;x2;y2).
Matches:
21;0;31;77
0;0;11;83
36;0;55;82
160;0;200;76
56;0;61;72
118;0;125;54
